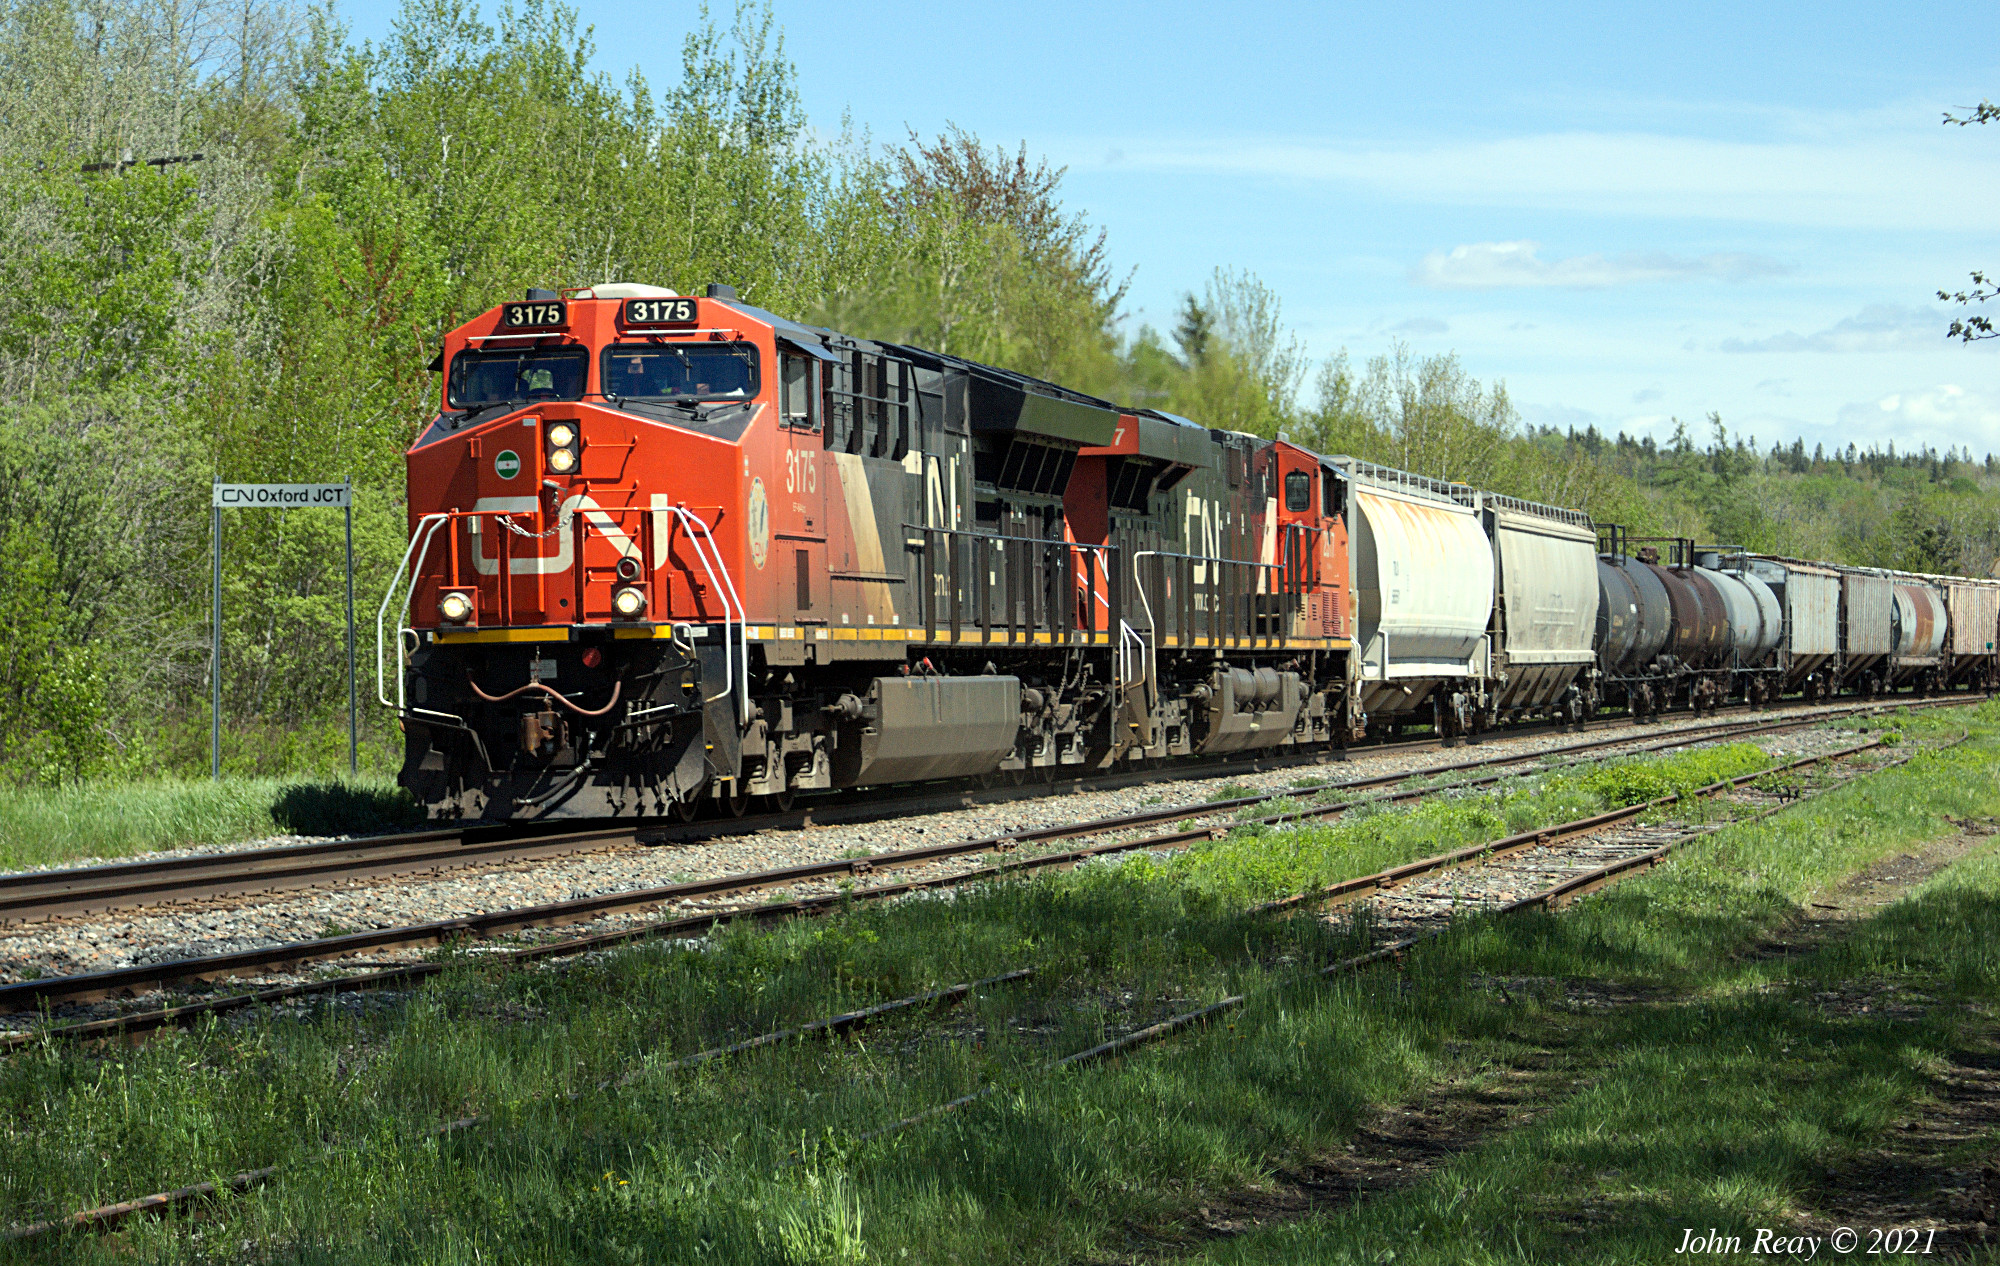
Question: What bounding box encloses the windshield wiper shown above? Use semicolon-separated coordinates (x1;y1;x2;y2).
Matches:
449;400;522;427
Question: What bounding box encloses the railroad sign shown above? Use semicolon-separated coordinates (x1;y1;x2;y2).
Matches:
210;477;358;779
212;482;352;508
494;450;521;480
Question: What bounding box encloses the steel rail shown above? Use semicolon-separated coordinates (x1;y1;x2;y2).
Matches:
1;699;1959;1031
2;969;1035;1243
9;723;1950;1258
830;729;1954;1156
22;725;1937;1234
0;695;1959;930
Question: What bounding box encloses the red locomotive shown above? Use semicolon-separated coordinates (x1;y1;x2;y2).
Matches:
380;282;1420;820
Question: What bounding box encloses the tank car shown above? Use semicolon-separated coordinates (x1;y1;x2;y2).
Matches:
1694;552;1784;705
1594;549;1673;716
1591;534;1737;713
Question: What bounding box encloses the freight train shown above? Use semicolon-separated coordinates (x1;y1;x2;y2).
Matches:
378;284;2000;821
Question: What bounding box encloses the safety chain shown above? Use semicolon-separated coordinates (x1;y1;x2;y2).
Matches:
495;504;575;540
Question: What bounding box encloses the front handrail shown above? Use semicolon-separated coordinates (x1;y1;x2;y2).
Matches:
376;513;461;722
661;504;747;715
378;503;745;723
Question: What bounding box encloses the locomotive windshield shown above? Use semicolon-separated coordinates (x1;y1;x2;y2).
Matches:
447;346;587;410
601;342;759;402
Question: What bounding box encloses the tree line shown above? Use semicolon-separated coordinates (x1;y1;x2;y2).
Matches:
0;0;1991;784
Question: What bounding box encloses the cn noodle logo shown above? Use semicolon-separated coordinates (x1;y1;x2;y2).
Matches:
495;450;522;480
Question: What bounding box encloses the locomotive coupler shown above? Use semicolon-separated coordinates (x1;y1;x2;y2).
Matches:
520;709;564;759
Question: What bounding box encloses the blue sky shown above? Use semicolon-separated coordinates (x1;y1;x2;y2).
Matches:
338;0;2000;457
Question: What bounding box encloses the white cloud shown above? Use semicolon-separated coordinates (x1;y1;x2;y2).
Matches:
1720;303;1973;354
1835;384;2000;452
1389;315;1449;334
1415;240;1787;289
1089;123;2000;231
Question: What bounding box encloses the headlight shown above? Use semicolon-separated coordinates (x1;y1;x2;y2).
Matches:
438;591;474;623
544;418;581;474
612;587;647;618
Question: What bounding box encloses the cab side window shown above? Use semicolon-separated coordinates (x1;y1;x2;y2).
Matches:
781;353;818;430
1284;469;1312;513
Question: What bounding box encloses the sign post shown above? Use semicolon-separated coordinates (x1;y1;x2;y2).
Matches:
344;479;356;776
211;481;358;781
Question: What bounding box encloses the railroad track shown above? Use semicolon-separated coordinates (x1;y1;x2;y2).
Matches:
0;695;1970;1045
0;725;1960;1242
807;726;1951;1156
0;693;1965;929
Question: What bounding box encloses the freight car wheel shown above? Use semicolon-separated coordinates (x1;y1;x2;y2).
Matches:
764;791;796;813
670;794;700;823
722;785;751;817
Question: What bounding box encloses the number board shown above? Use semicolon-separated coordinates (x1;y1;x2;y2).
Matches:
622;297;699;327
501;300;567;329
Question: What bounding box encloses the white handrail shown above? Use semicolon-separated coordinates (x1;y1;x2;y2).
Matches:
377;505;748;730
663;504;748;715
1118;619;1150;692
376;513;450;711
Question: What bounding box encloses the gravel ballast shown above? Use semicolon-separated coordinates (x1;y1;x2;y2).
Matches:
0;704;1909;1031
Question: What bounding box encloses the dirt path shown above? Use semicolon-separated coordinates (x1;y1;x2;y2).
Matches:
1780;819;2000;1259
1105;1053;1574;1258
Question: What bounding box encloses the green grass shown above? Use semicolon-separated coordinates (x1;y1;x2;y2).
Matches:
0;703;1988;1263
0;775;422;871
1190;703;2000;1265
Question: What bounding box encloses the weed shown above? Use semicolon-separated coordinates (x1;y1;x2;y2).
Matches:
0;705;1988;1261
0;774;420;871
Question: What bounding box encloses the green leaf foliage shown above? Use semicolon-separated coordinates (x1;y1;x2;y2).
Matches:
1;0;1995;785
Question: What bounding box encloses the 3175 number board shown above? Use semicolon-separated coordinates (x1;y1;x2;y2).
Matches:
501;300;567;329
623;297;698;327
